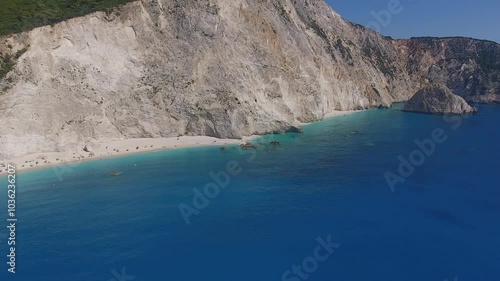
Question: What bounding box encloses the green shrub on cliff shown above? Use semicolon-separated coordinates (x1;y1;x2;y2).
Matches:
0;54;14;79
0;0;134;36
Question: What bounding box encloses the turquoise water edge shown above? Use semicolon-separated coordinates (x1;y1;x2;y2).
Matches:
1;105;499;281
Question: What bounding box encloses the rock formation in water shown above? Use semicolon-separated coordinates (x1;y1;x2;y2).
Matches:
403;84;477;114
0;0;499;159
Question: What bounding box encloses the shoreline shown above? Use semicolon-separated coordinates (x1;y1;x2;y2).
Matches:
300;109;365;126
0;136;257;176
0;110;363;176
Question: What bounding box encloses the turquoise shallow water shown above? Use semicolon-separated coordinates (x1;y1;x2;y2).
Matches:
1;105;500;281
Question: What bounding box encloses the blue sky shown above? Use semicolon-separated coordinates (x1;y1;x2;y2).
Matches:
326;0;500;43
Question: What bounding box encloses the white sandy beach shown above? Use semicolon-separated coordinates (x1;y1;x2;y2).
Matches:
0;110;362;176
323;109;364;119
0;136;257;175
300;109;364;125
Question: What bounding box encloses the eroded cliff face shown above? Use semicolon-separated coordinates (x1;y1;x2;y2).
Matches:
397;37;500;103
0;0;498;160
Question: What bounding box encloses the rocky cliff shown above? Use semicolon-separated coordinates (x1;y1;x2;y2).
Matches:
403;84;477;115
0;0;499;160
397;37;500;103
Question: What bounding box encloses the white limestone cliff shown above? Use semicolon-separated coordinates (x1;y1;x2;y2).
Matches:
0;0;498;160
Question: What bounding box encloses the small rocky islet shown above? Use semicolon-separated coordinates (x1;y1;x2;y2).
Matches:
403;84;478;115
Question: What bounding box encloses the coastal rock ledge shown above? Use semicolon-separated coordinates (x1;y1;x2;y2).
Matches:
403;84;478;115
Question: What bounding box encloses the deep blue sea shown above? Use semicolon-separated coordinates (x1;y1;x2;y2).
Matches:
1;104;499;281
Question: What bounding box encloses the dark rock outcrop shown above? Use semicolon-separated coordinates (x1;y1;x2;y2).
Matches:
403;84;478;115
285;126;304;134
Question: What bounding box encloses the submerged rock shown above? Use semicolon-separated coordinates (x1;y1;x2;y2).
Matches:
403;84;478;115
109;171;121;177
240;143;257;150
